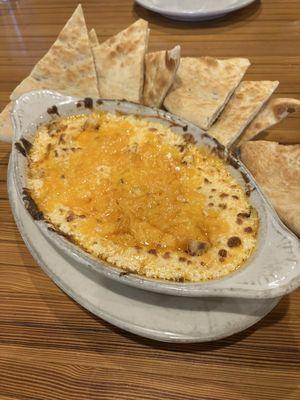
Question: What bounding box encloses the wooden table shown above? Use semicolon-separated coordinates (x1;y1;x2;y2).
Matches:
0;1;299;399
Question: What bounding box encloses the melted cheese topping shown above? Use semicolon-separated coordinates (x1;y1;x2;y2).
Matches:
28;112;259;282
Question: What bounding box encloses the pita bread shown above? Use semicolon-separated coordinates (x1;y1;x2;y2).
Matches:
143;45;181;108
237;97;300;145
163;57;250;130
93;19;149;102
10;4;98;100
208;81;279;147
240;140;300;237
89;28;99;47
0;103;13;143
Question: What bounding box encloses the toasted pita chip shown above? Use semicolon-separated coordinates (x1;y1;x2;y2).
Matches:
89;28;99;47
0;103;13;143
93;19;149;102
208;81;279;147
240;140;300;237
163;57;250;130
10;4;98;100
143;45;181;108
237;97;300;145
93;20;149;102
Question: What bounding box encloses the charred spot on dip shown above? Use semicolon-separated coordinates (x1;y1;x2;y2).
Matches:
183;133;196;144
20;138;32;154
245;186;253;197
148;249;157;255
47;105;60;116
227;236;242;247
176;144;185;152
238;212;251;218
179;257;187;262
27;111;258;282
83;97;93;109
22;188;44;220
15;142;27;157
186;240;210;256
218;249;227;258
66;212;76;222
244;227;253;233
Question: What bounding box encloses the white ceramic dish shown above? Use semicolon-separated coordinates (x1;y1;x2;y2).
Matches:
11;90;300;299
8;164;281;343
135;0;257;21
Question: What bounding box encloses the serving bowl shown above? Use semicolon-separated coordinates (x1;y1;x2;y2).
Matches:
10;89;300;298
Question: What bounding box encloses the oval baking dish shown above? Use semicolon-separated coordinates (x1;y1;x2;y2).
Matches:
10;90;300;298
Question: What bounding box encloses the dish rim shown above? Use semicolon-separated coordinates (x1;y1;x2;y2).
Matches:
10;89;300;298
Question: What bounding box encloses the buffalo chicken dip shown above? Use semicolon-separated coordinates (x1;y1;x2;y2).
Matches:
27;111;258;282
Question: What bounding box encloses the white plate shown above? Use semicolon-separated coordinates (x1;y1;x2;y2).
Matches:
8;160;281;343
11;90;300;299
136;0;257;21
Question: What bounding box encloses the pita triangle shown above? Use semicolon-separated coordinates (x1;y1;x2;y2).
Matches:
143;45;181;108
10;4;98;100
93;19;149;102
89;29;99;47
208;80;279;147
237;97;300;145
240;140;300;237
164;57;250;130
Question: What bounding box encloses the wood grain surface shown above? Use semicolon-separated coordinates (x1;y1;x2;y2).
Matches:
0;1;299;399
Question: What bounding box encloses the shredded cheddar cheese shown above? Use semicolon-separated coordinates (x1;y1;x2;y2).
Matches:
27;112;258;282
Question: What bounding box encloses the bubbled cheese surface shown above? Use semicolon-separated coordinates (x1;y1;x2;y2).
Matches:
28;112;258;282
